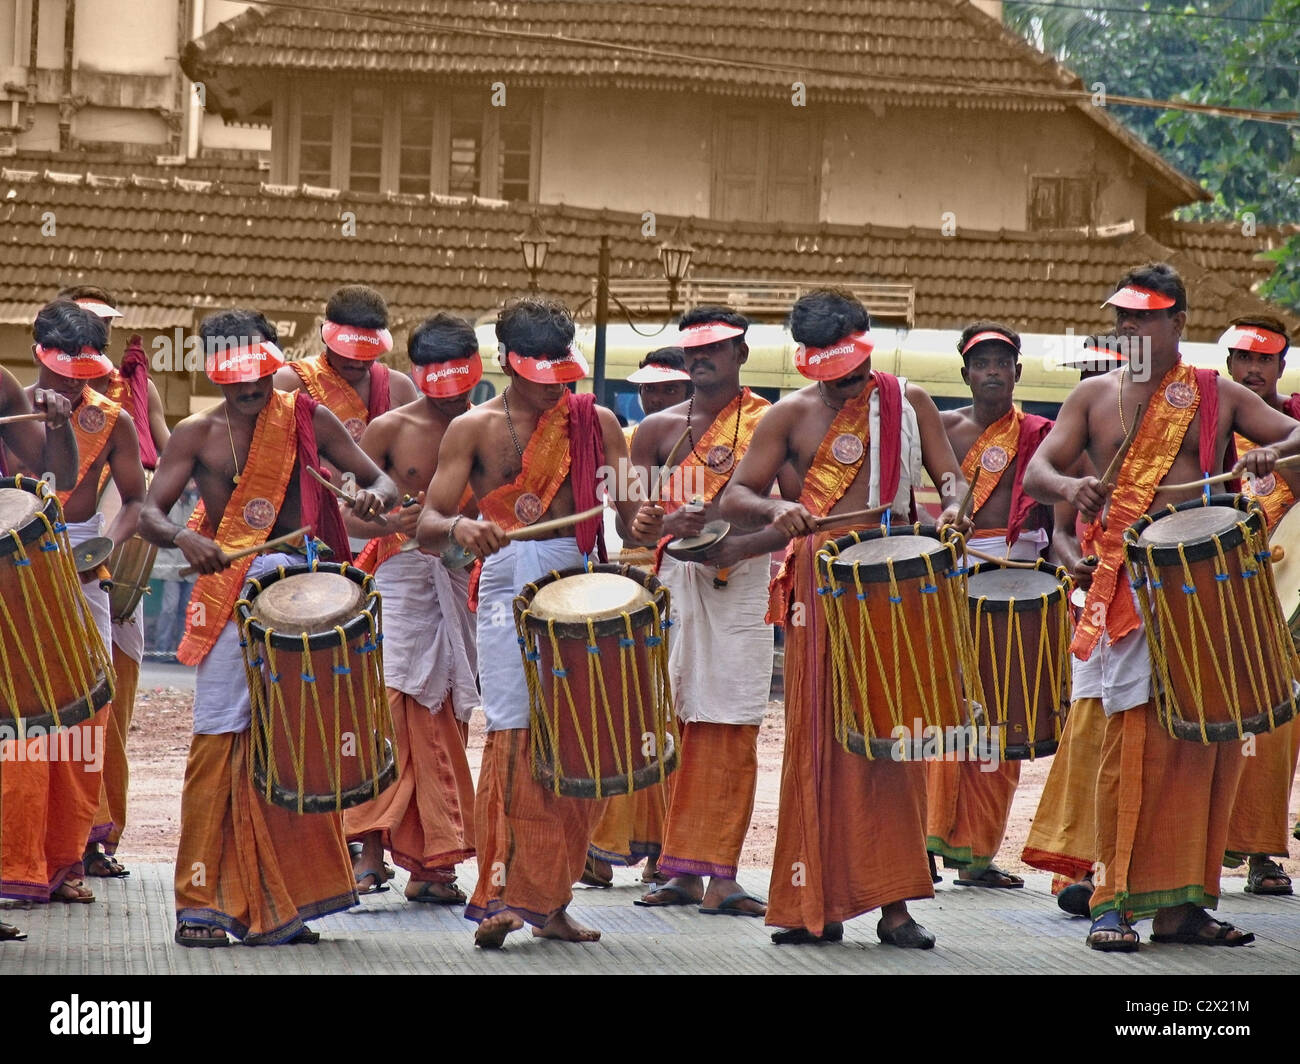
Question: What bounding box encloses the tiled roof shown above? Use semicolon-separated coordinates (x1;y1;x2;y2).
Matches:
1155;220;1300;299
0;150;270;191
0;167;1290;341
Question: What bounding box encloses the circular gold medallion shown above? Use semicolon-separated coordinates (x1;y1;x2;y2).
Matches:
514;492;544;525
242;497;276;530
831;433;865;465
980;445;1009;473
1164;381;1195;409
705;445;734;474
77;405;106;434
343;417;366;442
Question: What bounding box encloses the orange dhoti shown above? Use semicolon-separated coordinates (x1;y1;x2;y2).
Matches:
343;690;475;881
1224;719;1299;862
466;728;605;928
93;641;139;855
589;784;668;867
174;731;358;943
1022;697;1107;882
1;706;109;901
658;723;759;880
1090;702;1246;919
766;533;933;936
926;759;1021;871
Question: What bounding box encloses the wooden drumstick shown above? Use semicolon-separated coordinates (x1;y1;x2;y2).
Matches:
965;545;1046;571
0;411;49;427
957;466;981;523
1154;454;1300;494
1100;403;1142;489
507;502;607;540
811;504;891;532
306;466;390;527
651;425;693;503
179;526;311;577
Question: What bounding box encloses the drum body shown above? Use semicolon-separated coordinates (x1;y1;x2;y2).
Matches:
102;470;158;621
967;562;1072;759
515;565;677;799
1266;500;1300;641
816;526;978;759
0;475;113;731
237;561;396;813
1126;495;1299;742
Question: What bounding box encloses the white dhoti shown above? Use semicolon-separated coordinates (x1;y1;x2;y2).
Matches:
965;529;1047;564
1071;586;1152;716
658;552;773;726
64;514;111;655
110;603;145;663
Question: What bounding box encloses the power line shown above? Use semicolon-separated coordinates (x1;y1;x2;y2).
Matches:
1005;1;1300;26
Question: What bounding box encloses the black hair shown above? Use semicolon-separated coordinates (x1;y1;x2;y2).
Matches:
639;346;687;371
1114;262;1187;315
496;297;575;359
1230;315;1291;360
788;288;869;347
408;312;479;365
56;284;116;307
325;284;389;329
958;321;1021;364
680;304;749;336
197;308;278;355
33;298;108;353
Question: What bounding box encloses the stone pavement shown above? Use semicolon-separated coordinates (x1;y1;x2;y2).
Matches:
3;863;1297;975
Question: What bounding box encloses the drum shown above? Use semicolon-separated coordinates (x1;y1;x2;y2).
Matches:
816;526;979;759
1266;500;1300;641
967;561;1072;759
102;471;157;622
1126;494;1299;742
514;564;677;798
237;560;397;813
0;475;113;732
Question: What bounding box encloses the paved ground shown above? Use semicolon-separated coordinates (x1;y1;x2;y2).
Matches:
4;862;1297;975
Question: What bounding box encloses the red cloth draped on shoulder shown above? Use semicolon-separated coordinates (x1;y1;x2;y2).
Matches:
1006;413;1053;546
120;336;159;468
294;392;352;563
367;363;391;422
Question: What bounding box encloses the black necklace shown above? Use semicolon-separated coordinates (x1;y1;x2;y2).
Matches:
686;390;742;472
502;387;524;458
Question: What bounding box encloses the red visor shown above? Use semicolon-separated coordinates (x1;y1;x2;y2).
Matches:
74;299;123;320
1103;286;1176;311
678;322;745;349
205;340;286;384
414;353;483;398
794;331;874;381
321;321;393;360
1220;324;1287;356
36;344;113;379
960;330;1019;357
507;345;590;384
627;363;691;384
1060;340;1127;369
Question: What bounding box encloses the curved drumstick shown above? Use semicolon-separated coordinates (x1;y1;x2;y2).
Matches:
507;502;607;540
810;504;891;532
1154;454;1300;494
179;526;311;578
651;425;694;503
0;411;48;427
307;466;390;527
965;545;1049;571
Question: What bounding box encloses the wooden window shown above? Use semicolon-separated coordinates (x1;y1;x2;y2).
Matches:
449;92;483;197
498;96;537;202
712;108;820;223
297;85;335;187
398;87;437;194
1030;176;1093;230
348;86;386;193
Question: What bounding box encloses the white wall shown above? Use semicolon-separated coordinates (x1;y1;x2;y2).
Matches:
75;0;177;76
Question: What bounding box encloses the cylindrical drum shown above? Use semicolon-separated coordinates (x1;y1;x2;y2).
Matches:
1126;494;1299;742
101;470;158;622
0;475;113;731
967;561;1072;759
237;561;397;813
816;526;979;759
515;564;677;799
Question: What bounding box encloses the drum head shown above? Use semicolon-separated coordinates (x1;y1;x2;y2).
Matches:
251;571;364;634
968;566;1063;604
529;572;652;623
1137;505;1238;546
0;487;41;536
837;535;942;566
1269;503;1300;628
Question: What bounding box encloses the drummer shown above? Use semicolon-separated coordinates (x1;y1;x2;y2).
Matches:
138;308;398;948
342;313;481;902
1023;262;1300;951
59;284;172;880
415;296;663;948
926;324;1053;890
1219;317;1297;897
1;298;145;908
721;287;970;948
632;308;790;918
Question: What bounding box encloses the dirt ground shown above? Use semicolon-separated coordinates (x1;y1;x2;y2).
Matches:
119;683;1300;889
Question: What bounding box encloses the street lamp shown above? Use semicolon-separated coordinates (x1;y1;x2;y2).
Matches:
515;213;555;293
658;224;695;318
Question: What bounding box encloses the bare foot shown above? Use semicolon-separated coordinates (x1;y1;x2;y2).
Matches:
533;908;601;943
474;910;524;949
640;856;670;885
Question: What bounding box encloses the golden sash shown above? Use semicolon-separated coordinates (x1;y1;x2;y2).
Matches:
177;390;300;666
478;392;572;534
60;387;121;504
1073;361;1201;659
1234;432;1294;529
291;354;368;438
661;388;769;515
961;408;1022;517
798;383;872;517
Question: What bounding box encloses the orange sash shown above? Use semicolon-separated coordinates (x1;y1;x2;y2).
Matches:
660;389;770;515
478;392;572;534
291;354;368;439
799;384;872;517
1072;361;1202;660
961;408;1022;516
177;391;300;666
1234;432;1294;529
60;387;121;504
